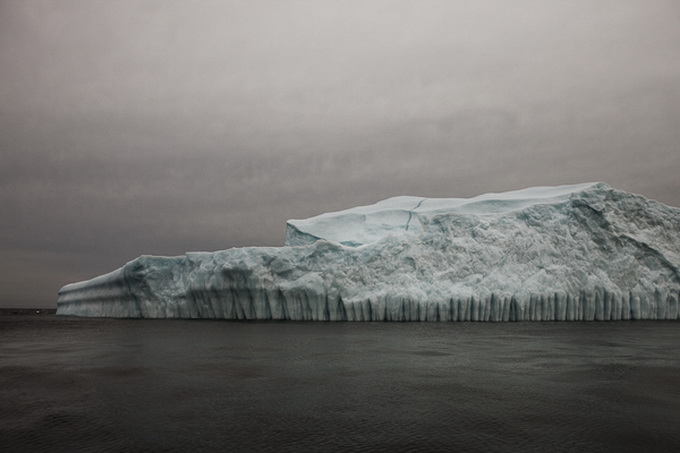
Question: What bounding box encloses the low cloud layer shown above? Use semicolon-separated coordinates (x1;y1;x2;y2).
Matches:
1;0;679;307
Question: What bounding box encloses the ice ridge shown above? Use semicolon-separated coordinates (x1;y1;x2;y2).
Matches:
57;182;680;320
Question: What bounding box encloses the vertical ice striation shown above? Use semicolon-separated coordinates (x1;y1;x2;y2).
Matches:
58;183;680;320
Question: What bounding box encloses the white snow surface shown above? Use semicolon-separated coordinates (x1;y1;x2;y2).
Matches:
58;182;680;321
286;182;598;247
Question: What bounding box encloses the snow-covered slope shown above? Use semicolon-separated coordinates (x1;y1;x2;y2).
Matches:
57;182;680;320
286;182;599;247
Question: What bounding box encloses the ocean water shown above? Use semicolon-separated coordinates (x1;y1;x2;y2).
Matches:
1;316;680;452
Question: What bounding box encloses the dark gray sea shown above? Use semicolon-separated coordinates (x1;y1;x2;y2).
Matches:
2;315;680;452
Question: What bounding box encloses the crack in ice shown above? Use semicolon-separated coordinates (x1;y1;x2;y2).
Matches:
405;197;427;232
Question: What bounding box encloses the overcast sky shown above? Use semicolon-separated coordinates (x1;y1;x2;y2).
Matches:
1;0;679;308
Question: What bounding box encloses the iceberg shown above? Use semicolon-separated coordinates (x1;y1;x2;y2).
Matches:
57;182;680;321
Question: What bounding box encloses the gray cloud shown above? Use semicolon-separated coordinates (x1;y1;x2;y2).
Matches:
1;0;679;307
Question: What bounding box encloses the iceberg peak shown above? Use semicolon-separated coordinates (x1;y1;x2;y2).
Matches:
285;182;609;247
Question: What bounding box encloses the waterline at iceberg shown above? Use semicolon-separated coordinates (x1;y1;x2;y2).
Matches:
57;182;680;321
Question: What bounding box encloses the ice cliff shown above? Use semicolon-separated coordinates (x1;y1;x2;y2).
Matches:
57;182;680;321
